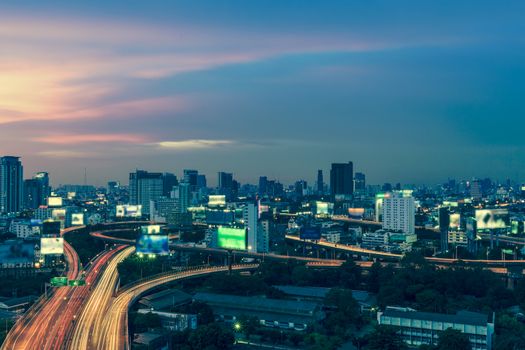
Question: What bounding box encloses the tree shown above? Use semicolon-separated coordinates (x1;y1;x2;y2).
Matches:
236;314;259;340
364;325;408;350
436;328;470;350
188;323;235;350
174;301;215;325
131;312;162;333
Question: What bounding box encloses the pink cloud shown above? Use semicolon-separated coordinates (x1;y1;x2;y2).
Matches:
33;133;150;145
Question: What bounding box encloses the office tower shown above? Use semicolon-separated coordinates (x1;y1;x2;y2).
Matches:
316;170;323;194
258;176;268;195
0;156;23;214
330;162;353;198
150;197;179;222
258;218;270;253
354;172;366;193
244;202;258;253
382;192;415;235
23;172;50;209
470;179;482;200
172;182;190;213
438;207;450;253
218;172;234;200
183;170;198;191
129;170;163;215
162;173;178;197
197;174;207;189
294;180;307;198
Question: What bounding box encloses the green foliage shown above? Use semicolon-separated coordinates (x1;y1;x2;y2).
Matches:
64;227;106;265
436;328;470;350
130;312;162;333
323;288;361;337
187;323;234;350
494;313;525;350
364;325;408;350
117;255;170;285
304;332;342;350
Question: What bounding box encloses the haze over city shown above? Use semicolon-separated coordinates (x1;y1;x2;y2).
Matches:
1;1;524;185
2;2;525;350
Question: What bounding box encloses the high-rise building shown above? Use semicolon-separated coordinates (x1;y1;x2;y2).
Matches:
129;170;164;215
330;162;353;198
258;218;270;253
24;172;51;209
183;170;199;191
316;170;323;194
0;156;23;214
470;179;482;200
354;172;366;193
258;176;268;195
197;174;207;189
244;202;258;253
218;172;234;200
172;182;190;213
382;191;415;235
107;181;120;193
438;207;450;253
162;173;178;197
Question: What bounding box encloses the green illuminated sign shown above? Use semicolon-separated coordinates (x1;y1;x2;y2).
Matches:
217;227;246;250
50;277;68;287
68;279;86;287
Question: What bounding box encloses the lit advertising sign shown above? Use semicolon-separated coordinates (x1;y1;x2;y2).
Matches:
116;205;142;218
41;237;64;255
71;213;84;226
475;209;508;230
141;225;161;234
348;208;365;220
300;226;322;240
217;227;246;250
449;213;461;230
208;195;226;207
136;234;169;255
47;196;63;207
0;242;35;268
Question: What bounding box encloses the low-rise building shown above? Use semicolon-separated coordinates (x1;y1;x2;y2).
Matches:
194;292;324;331
378;306;495;350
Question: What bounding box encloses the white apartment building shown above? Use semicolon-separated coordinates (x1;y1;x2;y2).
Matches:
382;192;415;235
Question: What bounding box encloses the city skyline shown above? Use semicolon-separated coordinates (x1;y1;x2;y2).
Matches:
2;1;525;185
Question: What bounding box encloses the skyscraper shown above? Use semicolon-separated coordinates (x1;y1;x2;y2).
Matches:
24;172;51;209
382;192;415;235
0;156;23;214
258;176;268;195
183;169;199;191
244;202;258;253
162;173;178;197
317;170;323;194
354;172;366;193
129;170;163;215
330;162;353;198
218;172;234;199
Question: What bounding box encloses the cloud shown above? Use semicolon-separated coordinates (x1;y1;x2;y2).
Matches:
33;133;150;145
156;139;235;150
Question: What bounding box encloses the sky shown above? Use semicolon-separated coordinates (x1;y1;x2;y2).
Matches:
1;1;524;187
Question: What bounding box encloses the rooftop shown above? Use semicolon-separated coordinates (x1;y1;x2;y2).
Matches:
382;307;492;326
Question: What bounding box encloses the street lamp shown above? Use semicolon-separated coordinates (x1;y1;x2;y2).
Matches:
234;322;242;332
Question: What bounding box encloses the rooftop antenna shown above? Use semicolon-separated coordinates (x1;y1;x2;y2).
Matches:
84;168;87;186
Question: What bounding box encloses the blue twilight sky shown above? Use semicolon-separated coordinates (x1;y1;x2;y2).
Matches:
0;1;524;186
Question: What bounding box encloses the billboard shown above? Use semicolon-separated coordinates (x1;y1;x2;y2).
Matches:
475;209;508;230
449;213;461;230
43;221;61;235
116;205;142;218
41;237;64;255
141;225;161;234
348;208;365;220
0;241;35;268
217;227;246;250
71;213;84;226
47;196;63;207
136;234;169;255
300;226;322;240
208;195;226;207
